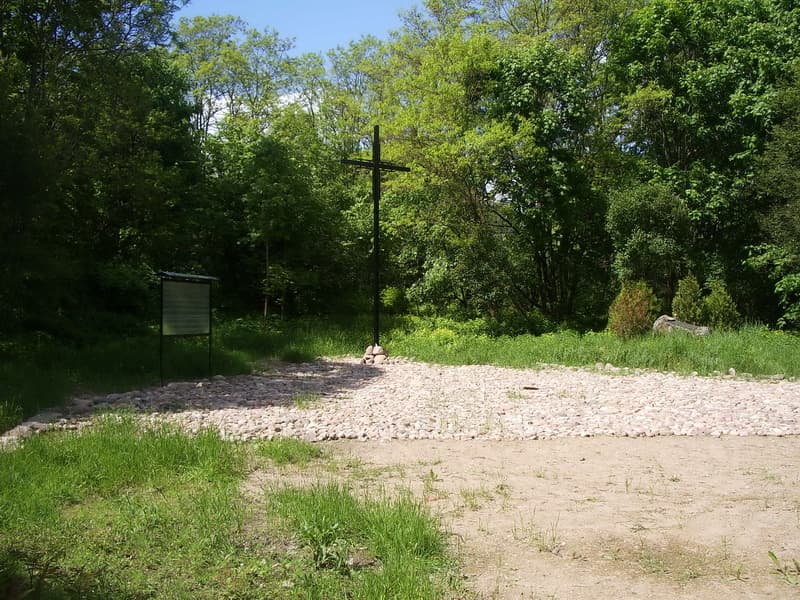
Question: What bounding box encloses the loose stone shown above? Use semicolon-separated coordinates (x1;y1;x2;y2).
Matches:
3;359;799;446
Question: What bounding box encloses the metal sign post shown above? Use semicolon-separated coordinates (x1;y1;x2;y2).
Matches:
159;271;219;386
342;125;410;347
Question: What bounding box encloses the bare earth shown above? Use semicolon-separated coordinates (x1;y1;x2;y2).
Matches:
4;359;800;597
333;437;799;599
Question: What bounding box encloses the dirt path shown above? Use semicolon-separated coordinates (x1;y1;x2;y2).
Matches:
333;436;800;599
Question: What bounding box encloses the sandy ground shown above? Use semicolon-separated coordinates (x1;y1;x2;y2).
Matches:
331;437;800;599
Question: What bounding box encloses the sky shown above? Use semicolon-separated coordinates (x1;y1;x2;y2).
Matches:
174;0;420;57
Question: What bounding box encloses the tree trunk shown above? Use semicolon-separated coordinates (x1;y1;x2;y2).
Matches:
264;238;269;321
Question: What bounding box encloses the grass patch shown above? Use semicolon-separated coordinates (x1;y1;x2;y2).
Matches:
0;418;463;599
269;482;456;599
0;331;253;430
292;392;323;409
600;535;748;584
768;551;800;585
0;415;249;599
385;317;800;377
459;486;493;511
0;316;367;431
257;437;322;465
513;515;563;555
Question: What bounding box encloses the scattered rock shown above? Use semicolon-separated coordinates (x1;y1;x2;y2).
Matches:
2;359;799;447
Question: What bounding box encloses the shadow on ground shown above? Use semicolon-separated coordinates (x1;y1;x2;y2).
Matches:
67;360;383;415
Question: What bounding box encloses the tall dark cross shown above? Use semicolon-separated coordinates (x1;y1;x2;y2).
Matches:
342;125;410;346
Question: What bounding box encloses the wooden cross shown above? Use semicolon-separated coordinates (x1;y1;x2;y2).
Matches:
342;125;410;347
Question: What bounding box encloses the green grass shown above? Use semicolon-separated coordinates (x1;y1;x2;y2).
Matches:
384;316;800;377
0;418;462;599
0;415;248;599
257;437;323;465
270;482;455;599
0;316;367;430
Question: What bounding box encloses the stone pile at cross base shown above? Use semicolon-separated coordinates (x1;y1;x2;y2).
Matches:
361;345;388;365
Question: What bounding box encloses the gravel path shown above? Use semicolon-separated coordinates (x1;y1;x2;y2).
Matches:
4;359;799;445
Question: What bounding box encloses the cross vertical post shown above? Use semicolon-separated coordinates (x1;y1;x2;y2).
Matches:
371;126;381;347
342;125;410;347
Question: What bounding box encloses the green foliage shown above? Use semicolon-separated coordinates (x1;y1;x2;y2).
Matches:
704;280;742;330
0;401;22;435
607;182;691;301
0;1;200;335
172;15;292;136
608;281;660;339
774;273;800;329
672;274;704;324
4;0;800;352
0;417;247;598
381;286;408;314
258;438;323;466
768;551;800;586
479;39;612;322
749;66;800;328
609;0;800;315
387;318;800;376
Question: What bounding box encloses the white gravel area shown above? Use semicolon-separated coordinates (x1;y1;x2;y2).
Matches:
4;358;799;445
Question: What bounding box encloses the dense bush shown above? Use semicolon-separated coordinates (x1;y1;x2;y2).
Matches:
608;281;659;339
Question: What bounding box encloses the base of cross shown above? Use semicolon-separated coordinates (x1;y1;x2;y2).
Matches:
361;344;388;366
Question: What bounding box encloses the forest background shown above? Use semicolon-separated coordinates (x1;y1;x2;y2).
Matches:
2;0;800;341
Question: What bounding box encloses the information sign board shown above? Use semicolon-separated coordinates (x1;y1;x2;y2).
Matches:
162;280;211;335
158;272;218;385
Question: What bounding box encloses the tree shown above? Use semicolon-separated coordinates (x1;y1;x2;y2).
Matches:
0;0;194;333
749;67;800;328
479;40;612;323
606;182;691;305
172;15;292;139
241;109;353;317
608;0;800;313
672;274;704;323
608;281;659;338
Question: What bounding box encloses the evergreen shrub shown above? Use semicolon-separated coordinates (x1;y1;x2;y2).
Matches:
672;274;704;324
608;281;659;339
704;280;741;330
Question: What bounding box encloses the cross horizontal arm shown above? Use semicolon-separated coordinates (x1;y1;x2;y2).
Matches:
341;158;411;172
